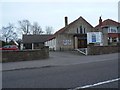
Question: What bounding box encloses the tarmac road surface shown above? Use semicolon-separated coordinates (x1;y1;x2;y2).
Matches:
2;57;118;88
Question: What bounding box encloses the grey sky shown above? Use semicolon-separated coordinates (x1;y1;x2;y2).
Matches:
0;0;119;34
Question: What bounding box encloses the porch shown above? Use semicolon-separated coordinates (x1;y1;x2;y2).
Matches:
74;34;87;49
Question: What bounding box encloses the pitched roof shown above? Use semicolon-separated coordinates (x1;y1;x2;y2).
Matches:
108;33;120;38
23;34;53;43
48;16;93;40
95;19;120;29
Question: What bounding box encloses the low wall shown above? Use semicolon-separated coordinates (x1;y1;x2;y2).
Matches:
87;46;120;55
2;46;49;63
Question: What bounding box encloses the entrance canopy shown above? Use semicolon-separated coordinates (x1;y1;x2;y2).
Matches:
74;34;87;48
74;34;87;39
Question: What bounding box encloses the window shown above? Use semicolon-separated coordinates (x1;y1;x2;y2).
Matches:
83;28;86;34
35;43;39;47
77;26;86;34
77;28;79;34
92;34;96;42
108;28;110;33
80;26;82;34
111;29;117;33
112;38;117;42
108;27;117;33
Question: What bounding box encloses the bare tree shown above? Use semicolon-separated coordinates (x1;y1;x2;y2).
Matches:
31;22;43;35
45;26;53;34
18;20;31;35
11;32;18;41
1;23;18;42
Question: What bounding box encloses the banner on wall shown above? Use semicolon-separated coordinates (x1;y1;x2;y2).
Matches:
63;40;71;45
87;32;102;44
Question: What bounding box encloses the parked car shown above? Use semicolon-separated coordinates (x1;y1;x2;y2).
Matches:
0;45;19;51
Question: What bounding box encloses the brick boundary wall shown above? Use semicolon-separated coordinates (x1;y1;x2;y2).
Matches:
87;46;120;55
2;46;49;63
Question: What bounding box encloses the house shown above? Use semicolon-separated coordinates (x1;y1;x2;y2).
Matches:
45;16;96;51
23;34;53;49
95;17;120;46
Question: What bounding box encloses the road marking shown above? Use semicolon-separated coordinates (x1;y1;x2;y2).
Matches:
69;78;120;90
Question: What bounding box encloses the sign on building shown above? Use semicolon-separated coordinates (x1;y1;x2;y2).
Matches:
63;40;71;45
87;32;102;44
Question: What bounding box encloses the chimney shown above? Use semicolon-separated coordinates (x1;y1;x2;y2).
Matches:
65;16;68;27
99;16;102;26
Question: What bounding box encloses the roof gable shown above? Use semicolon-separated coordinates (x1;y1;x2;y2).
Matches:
49;16;93;40
95;19;120;29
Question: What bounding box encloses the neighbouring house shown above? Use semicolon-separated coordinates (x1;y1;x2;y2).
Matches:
95;17;120;46
45;16;96;51
23;34;53;49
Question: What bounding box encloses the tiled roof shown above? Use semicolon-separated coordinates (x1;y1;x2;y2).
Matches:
48;16;93;40
23;34;53;43
108;33;120;38
95;19;120;29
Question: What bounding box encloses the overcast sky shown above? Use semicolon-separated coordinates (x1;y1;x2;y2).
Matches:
0;0;119;34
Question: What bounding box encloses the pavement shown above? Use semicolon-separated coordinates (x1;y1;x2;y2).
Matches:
1;51;119;71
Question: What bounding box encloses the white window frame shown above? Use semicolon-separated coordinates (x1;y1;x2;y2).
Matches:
108;27;118;33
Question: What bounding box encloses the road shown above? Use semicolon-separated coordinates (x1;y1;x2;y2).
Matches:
2;56;119;89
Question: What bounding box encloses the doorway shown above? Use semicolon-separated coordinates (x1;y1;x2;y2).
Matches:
78;39;87;48
74;34;87;49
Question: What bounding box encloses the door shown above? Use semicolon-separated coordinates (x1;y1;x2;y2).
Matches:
78;39;87;48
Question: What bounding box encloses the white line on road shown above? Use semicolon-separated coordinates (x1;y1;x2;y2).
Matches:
69;78;120;90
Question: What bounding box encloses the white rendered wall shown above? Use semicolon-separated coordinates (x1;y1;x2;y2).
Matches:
45;38;56;50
